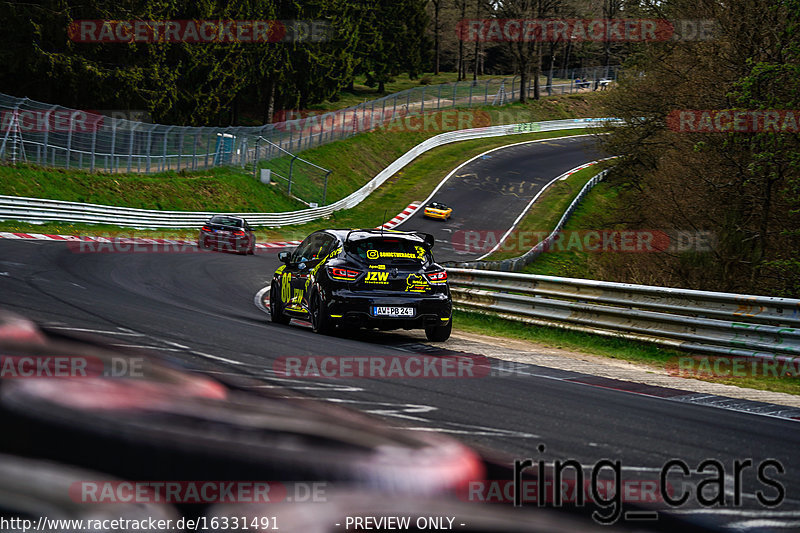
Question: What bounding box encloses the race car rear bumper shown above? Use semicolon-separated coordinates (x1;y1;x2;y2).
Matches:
326;289;452;329
424;210;449;219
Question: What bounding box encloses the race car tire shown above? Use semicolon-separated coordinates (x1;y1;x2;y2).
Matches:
199;237;212;251
0;453;179;530
310;289;335;335
425;319;452;342
270;283;290;325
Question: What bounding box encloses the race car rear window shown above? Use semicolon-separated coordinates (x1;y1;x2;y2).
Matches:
210;216;242;227
350;238;431;263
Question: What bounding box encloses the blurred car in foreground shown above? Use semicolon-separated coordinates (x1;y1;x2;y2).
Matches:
269;229;452;341
423;202;453;220
198;215;255;255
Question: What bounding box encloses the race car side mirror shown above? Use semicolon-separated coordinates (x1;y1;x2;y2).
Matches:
278;251;291;264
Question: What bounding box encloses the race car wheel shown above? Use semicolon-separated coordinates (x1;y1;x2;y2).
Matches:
248;241;256;255
310;290;334;335
270;283;290;325
425;319;452;342
199;237;212;251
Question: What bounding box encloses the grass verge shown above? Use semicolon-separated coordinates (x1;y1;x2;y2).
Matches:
484;162;610;262
517;178;621;278
453;310;800;396
0;165;305;213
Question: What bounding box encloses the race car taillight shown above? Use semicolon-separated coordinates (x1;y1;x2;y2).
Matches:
426;270;448;282
201;225;211;232
329;267;360;280
232;230;246;236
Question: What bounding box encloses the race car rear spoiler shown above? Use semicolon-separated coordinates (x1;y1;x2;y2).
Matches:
344;229;435;249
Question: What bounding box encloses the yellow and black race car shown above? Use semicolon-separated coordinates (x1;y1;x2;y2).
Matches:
423;202;452;220
269;229;452;341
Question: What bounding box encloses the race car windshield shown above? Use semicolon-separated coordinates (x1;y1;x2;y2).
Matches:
350;238;431;264
209;216;242;228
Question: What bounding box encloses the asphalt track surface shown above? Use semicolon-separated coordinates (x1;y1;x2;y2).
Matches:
396;135;606;262
1;139;799;531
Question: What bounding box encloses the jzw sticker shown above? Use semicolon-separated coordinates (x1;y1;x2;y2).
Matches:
365;271;390;284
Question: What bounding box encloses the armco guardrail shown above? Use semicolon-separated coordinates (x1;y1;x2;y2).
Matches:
447;268;800;360
0;119;618;228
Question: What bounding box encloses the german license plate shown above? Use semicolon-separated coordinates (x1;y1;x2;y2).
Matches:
372;306;414;317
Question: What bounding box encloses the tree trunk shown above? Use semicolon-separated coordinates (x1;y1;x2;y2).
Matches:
262;78;275;124
457;1;467;81
434;0;441;75
519;56;529;103
532;42;541;100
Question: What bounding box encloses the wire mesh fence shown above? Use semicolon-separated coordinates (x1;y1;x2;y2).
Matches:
0;65;618;205
253;138;331;206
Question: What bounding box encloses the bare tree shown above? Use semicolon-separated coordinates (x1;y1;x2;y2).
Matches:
431;0;442;74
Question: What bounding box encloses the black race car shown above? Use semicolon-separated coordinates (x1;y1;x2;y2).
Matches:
269;229;452;341
198;215;256;255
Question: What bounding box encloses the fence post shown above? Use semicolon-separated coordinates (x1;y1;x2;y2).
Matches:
162;126;173;172
145;125;155;172
128;123;135;173
288;154;296;196
253;137;260;179
41;104;57;166
109;117;117;173
420;86;426;115
65;111;80;169
89;122;97;172
177;130;184;171
322;169;330;206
